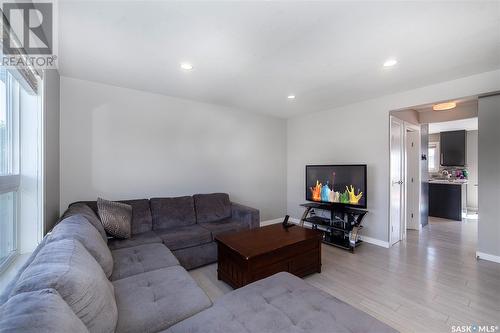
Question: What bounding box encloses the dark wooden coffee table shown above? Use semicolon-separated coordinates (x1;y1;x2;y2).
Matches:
215;223;323;289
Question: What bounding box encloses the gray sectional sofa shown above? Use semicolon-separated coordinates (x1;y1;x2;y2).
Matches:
0;192;398;333
71;193;259;270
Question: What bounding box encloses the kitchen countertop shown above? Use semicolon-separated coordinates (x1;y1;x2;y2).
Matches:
428;179;468;185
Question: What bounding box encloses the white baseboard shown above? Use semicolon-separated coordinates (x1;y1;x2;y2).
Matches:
476;251;500;264
260;218;283;226
261;217;389;249
359;235;390;248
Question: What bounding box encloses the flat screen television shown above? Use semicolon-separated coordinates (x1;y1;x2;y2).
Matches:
306;164;367;208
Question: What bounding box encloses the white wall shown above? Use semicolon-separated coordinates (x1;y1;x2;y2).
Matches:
43;69;60;233
478;94;500;260
466;130;478;211
287;70;500;243
420;124;429;227
60;77;286;221
390;109;419;125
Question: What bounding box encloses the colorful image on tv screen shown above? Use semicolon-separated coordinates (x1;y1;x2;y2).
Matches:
306;165;366;207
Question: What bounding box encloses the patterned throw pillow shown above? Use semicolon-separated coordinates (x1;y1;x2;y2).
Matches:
97;198;132;239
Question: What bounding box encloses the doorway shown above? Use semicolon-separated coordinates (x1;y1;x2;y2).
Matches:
427;118;478;220
390;99;480;246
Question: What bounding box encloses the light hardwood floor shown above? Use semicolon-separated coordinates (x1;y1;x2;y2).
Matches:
190;217;500;333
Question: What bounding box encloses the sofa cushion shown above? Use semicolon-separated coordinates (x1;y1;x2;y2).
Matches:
193;193;231;224
70;199;152;235
48;215;113;278
63;203;108;242
0;237;48;306
121;199;153;234
111;243;179;281
98;198;133;239
0;289;89;333
11;239;118;333
108;231;162;250
112;266;212;333
172;242;217;270
200;218;249;240
193;193;231;223
166;272;398;333
155;225;212;251
150;196;196;230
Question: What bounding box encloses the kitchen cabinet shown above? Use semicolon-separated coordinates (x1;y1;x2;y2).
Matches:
429;182;466;221
440;130;466;166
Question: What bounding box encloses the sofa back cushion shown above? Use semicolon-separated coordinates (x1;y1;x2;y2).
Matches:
151;196;196;230
69;199;152;235
121;199;153;234
62;203;108;242
0;289;89;333
0;237;48;306
194;193;231;223
11;239;118;333
48;215;113;278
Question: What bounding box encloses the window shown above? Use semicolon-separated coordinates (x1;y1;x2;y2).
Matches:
0;68;20;271
428;142;440;173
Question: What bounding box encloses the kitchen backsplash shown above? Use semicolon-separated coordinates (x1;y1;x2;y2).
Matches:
432;166;469;179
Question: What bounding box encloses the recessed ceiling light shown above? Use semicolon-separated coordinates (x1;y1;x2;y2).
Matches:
383;59;397;67
433;102;457;111
287;95;296;99
180;62;193;70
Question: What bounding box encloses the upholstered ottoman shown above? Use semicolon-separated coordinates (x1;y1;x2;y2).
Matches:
165;272;398;333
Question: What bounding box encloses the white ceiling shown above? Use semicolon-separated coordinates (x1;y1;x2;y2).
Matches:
429;118;478;134
58;1;500;118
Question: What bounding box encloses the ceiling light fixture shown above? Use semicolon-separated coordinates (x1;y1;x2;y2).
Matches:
180;62;193;70
383;59;397;67
287;95;296;99
433;102;457;111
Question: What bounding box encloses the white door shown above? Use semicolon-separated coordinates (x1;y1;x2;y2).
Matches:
406;130;420;230
390;118;403;245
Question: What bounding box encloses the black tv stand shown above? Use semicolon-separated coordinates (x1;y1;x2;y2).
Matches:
299;202;367;252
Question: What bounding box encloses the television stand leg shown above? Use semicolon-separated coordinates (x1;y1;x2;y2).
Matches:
299;207;312;227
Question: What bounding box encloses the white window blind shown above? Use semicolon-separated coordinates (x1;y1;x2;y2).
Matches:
428;142;440;173
0;68;20;270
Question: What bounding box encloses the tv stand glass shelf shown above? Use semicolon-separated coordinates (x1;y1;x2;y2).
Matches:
299;202;367;253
